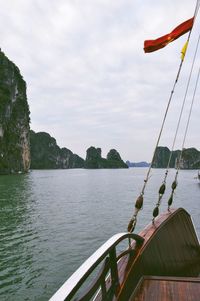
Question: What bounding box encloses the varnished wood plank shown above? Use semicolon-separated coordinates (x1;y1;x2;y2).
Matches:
130;276;200;301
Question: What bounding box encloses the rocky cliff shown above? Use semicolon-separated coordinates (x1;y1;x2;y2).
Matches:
84;146;128;169
107;149;128;168
30;130;84;169
0;51;30;174
179;148;200;169
152;146;200;169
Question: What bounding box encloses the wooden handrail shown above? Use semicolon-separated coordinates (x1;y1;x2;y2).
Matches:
49;233;144;301
75;257;110;301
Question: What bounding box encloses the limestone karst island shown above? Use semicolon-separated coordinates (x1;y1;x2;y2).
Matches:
0;51;30;174
1;51;200;174
0;51;128;174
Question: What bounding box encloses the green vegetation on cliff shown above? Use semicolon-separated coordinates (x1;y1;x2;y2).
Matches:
84;146;128;169
30;135;127;170
106;149;128;168
152;146;200;169
0;51;30;174
30;131;84;169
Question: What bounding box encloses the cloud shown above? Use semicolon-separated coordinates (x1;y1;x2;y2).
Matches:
0;0;199;161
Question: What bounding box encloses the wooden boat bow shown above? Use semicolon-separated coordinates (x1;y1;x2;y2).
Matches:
49;208;200;301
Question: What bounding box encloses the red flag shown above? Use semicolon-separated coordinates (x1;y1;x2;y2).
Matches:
144;17;194;53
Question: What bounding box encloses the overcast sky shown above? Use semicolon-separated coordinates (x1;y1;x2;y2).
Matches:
1;0;199;161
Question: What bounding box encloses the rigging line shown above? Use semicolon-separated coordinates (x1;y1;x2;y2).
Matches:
165;0;199;171
127;57;186;233
140;8;198;194
194;0;200;17
152;32;200;221
127;4;199;233
163;0;200;171
180;65;200;159
167;32;200;170
168;63;200;210
127;31;195;231
151;5;200;221
141;54;186;194
144;2;198;189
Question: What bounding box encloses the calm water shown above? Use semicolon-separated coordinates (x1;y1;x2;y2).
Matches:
0;168;200;300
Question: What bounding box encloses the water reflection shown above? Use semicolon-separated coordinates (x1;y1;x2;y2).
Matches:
0;169;199;301
0;174;41;300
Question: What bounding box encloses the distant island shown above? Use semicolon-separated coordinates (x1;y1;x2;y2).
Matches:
126;161;150;167
30;131;128;169
0;50;129;174
126;146;200;169
1;51;200;174
85;146;128;169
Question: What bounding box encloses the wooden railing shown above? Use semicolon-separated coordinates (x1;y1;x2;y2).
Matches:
49;233;144;301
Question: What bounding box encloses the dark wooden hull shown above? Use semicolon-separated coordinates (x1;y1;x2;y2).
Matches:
117;208;200;300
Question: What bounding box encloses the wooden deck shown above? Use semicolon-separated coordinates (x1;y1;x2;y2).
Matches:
129;276;200;301
117;208;200;300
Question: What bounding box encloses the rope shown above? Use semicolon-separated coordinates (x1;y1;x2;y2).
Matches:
164;1;200;169
166;1;200;170
167;33;200;169
127;46;189;233
168;63;200;210
167;2;200;209
152;31;200;221
181;69;200;150
194;0;200;17
127;3;199;233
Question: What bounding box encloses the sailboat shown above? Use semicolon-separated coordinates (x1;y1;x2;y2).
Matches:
49;3;200;301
